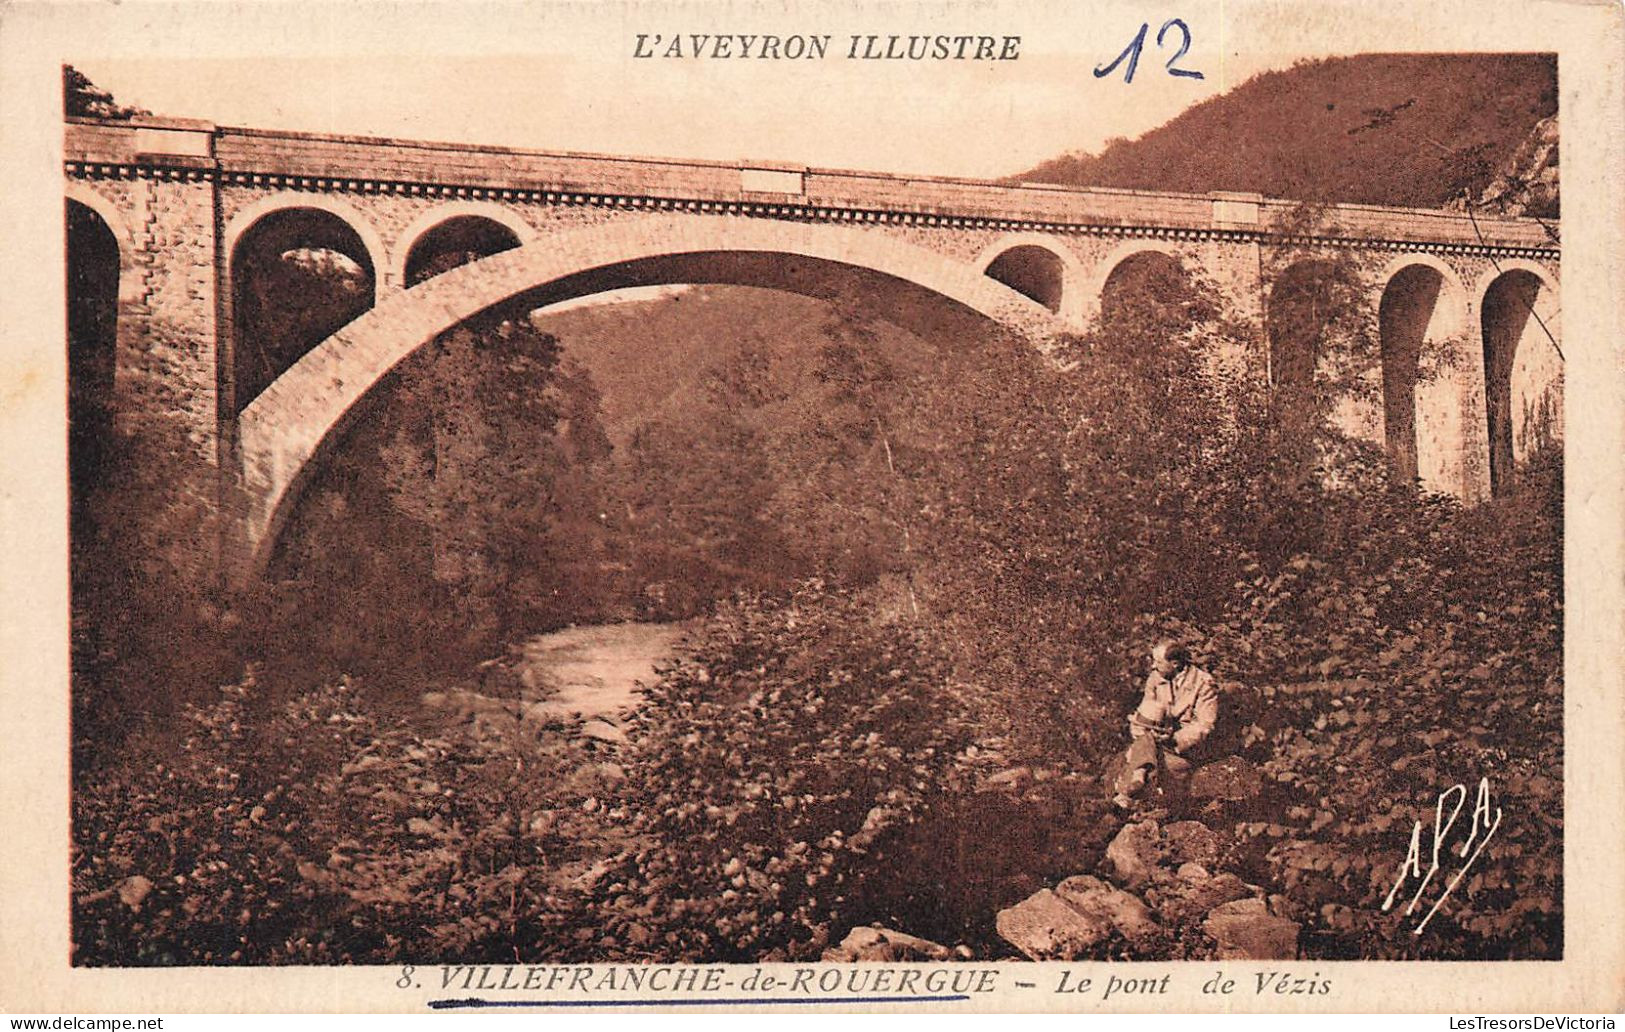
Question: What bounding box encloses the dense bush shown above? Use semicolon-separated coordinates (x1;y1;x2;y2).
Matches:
72;580;981;965
587;582;979;961
1194;454;1563;959
73;670;622;964
71;395;234;763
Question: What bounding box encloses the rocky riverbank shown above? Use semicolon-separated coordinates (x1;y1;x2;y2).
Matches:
823;755;1297;963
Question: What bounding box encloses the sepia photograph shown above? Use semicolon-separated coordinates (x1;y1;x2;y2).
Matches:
6;0;1624;1015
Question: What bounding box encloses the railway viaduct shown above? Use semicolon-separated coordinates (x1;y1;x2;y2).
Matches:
63;115;1562;585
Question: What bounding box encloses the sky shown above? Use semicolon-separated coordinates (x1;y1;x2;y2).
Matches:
62;1;1317;180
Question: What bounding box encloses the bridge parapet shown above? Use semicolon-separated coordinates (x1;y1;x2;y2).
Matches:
66;117;1556;255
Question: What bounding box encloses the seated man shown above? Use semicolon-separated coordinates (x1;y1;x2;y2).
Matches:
1111;638;1218;809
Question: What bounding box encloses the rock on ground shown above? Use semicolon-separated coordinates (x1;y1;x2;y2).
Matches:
1188;756;1264;802
995;888;1118;960
117;875;153;909
980;766;1034;793
1163;820;1225;866
1150;870;1255;925
1104;819;1162;888
1053;875;1161;944
822;925;954;962
421;689;519;723
1203;897;1301;959
580;718;627;745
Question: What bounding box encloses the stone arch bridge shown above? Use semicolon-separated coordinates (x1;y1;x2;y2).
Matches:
64;116;1561;587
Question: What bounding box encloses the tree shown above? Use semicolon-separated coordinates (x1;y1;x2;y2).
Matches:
254;306;619;682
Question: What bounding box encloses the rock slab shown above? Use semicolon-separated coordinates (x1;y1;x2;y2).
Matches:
1163;820;1225;865
822;925;953;962
996;889;1117;960
1203;897;1301;959
1053;875;1161;944
1104;819;1162;888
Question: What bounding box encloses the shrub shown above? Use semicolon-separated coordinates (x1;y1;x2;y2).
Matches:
589;581;979;961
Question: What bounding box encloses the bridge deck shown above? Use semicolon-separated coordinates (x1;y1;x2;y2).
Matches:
65;117;1556;253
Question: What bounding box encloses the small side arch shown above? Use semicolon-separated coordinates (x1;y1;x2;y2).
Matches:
223;193;390;304
1084;240;1186;302
65;183;139;300
1472;258;1559;316
975;234;1085;326
392;201;537;288
66;193;126;523
1375;254;1472;494
1477;260;1562;495
1375;253;1469;306
1092;243;1196;328
225;196;386;413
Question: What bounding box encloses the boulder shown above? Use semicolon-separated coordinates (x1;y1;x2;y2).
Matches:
1269;893;1301;922
823;925;954;962
1104;819;1162;888
847;805;901;850
519;662;574;697
423;688;516;723
1154;870;1254;925
1203;897;1301;959
1188;756;1264;802
1163;820;1225;865
995;889;1116;960
470;708;520;739
1053;875;1161;944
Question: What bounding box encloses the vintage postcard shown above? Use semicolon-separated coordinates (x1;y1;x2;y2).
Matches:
1;0;1622;1015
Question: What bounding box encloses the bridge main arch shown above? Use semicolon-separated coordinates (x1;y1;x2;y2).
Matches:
233;214;1069;580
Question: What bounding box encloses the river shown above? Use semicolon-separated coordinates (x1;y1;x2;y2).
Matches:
513;621;692;723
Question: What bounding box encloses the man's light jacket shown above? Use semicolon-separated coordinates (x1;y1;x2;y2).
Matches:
1129;664;1219;754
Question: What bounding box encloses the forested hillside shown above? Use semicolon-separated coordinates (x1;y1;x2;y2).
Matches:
1016;53;1557;210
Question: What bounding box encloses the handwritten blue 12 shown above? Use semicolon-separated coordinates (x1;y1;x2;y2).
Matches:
1095;19;1205;83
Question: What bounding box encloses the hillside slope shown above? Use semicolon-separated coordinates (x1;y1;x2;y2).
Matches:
534;285;942;444
1016;53;1556;209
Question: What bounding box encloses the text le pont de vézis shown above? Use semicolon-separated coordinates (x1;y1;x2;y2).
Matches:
633;34;1022;61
